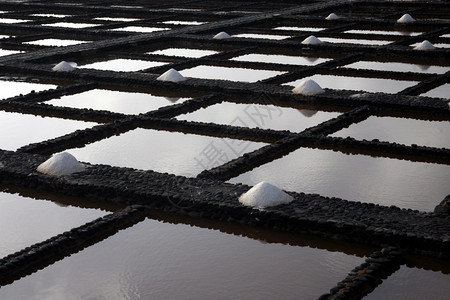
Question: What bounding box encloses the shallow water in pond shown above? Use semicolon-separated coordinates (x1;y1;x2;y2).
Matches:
161;20;205;25
177;102;340;132
233;33;290;40
24;38;87;46
0;18;27;24
363;266;450;300
80;59;166;72
42;22;96;28
344;61;449;74
180;65;284;82
320;37;390;45
45;89;189;114
0;217;364;300
286;75;418;93
344;29;421;36
148;47;217;58
421;83;450;99
332;116;450;148
231;53;330;65
228;148;450;211
0;80;55;99
67;128;266;176
31;13;70;18
273;26;325;32
110;26;168;33
0;49;21;56
0;191;107;257
0;111;96;151
94;17;140;22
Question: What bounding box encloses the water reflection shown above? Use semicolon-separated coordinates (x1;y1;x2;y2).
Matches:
180;65;284;82
110;26;168;33
320;37;390;45
0;80;56;99
0;49;22;57
421;84;450;99
345;30;421;36
24;39;87;47
344;61;449;74
231;53;329;65
80;59;167;72
45;89;189;114
233;33;290;40
273;26;325;32
0;218;364;299
148;48;217;58
42;22;96;29
228;148;450;211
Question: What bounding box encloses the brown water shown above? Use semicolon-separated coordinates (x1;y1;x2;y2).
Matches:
0;217;364;299
80;59;167;72
180;65;284;82
228;148;450;211
44;89;189;114
67;128;267;176
0;190;107;257
0;111;97;151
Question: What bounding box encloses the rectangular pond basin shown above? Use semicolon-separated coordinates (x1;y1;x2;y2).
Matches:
331;116;450;149
0;18;27;24
94;17;140;22
0;217;364;299
0;80;56;99
231;53;331;65
228;148;450;211
286;75;418;94
66;128;267;176
320;37;391;46
233;33;290;40
176;102;341;133
273;26;325;32
80;59;167;72
343;60;449;74
180;65;284;82
0;49;22;57
161;20;206;25
110;26;169;33
30;13;70;18
344;29;422;36
42;22;97;29
148;48;218;58
421;83;450;99
24;39;87;47
44;89;190;115
0;190;107;258
363;266;450;300
0;111;97;151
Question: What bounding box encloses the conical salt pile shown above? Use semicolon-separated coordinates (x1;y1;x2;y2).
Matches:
292;79;324;95
397;14;415;23
325;13;339;20
156;68;186;82
239;181;293;208
37;152;85;176
301;35;322;45
413;40;436;50
213;32;231;39
52;61;77;72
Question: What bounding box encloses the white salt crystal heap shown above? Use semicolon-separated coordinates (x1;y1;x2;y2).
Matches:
156;68;186;82
301;35;322;45
239;181;294;208
292;79;324;95
37;152;85;176
213;32;231;39
325;13;339;20
52;61;77;72
413;40;436;51
397;14;415;23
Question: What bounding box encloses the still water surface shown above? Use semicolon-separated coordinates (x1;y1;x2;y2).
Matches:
181;65;284;82
80;59;166;72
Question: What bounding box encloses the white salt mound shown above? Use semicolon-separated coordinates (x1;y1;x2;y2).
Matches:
292;79;324;95
301;35;322;45
239;181;293;208
213;32;231;39
37;152;85;176
52;61;77;72
325;13;339;20
397;14;415;23
156;68;186;82
413;40;436;50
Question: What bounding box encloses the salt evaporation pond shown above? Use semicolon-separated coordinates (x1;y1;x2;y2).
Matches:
344;61;449;74
0;217;364;299
363;266;450;300
30;14;70;18
0;190;107;257
0;111;96;151
0;18;27;24
286;75;418;93
44;89;189;114
42;22;96;29
228;148;450;211
0;49;22;57
110;26;168;33
231;54;330;65
24;39;87;47
148;48;218;58
161;20;206;25
94;17;140;22
180;65;284;82
80;59;166;72
0;80;55;99
320;37;390;45
332;116;450;149
176;102;340;132
344;29;422;36
233;33;290;40
67;128;266;176
421;83;450;99
273;26;325;32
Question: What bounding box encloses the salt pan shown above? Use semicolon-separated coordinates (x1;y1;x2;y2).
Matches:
37;152;85;176
301;35;322;45
213;32;231;39
156;68;186;82
413;40;436;50
397;14;415;23
325;13;339;20
52;61;77;72
239;181;293;208
292;79;324;95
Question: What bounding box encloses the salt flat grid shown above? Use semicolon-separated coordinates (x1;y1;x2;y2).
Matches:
0;0;449;299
